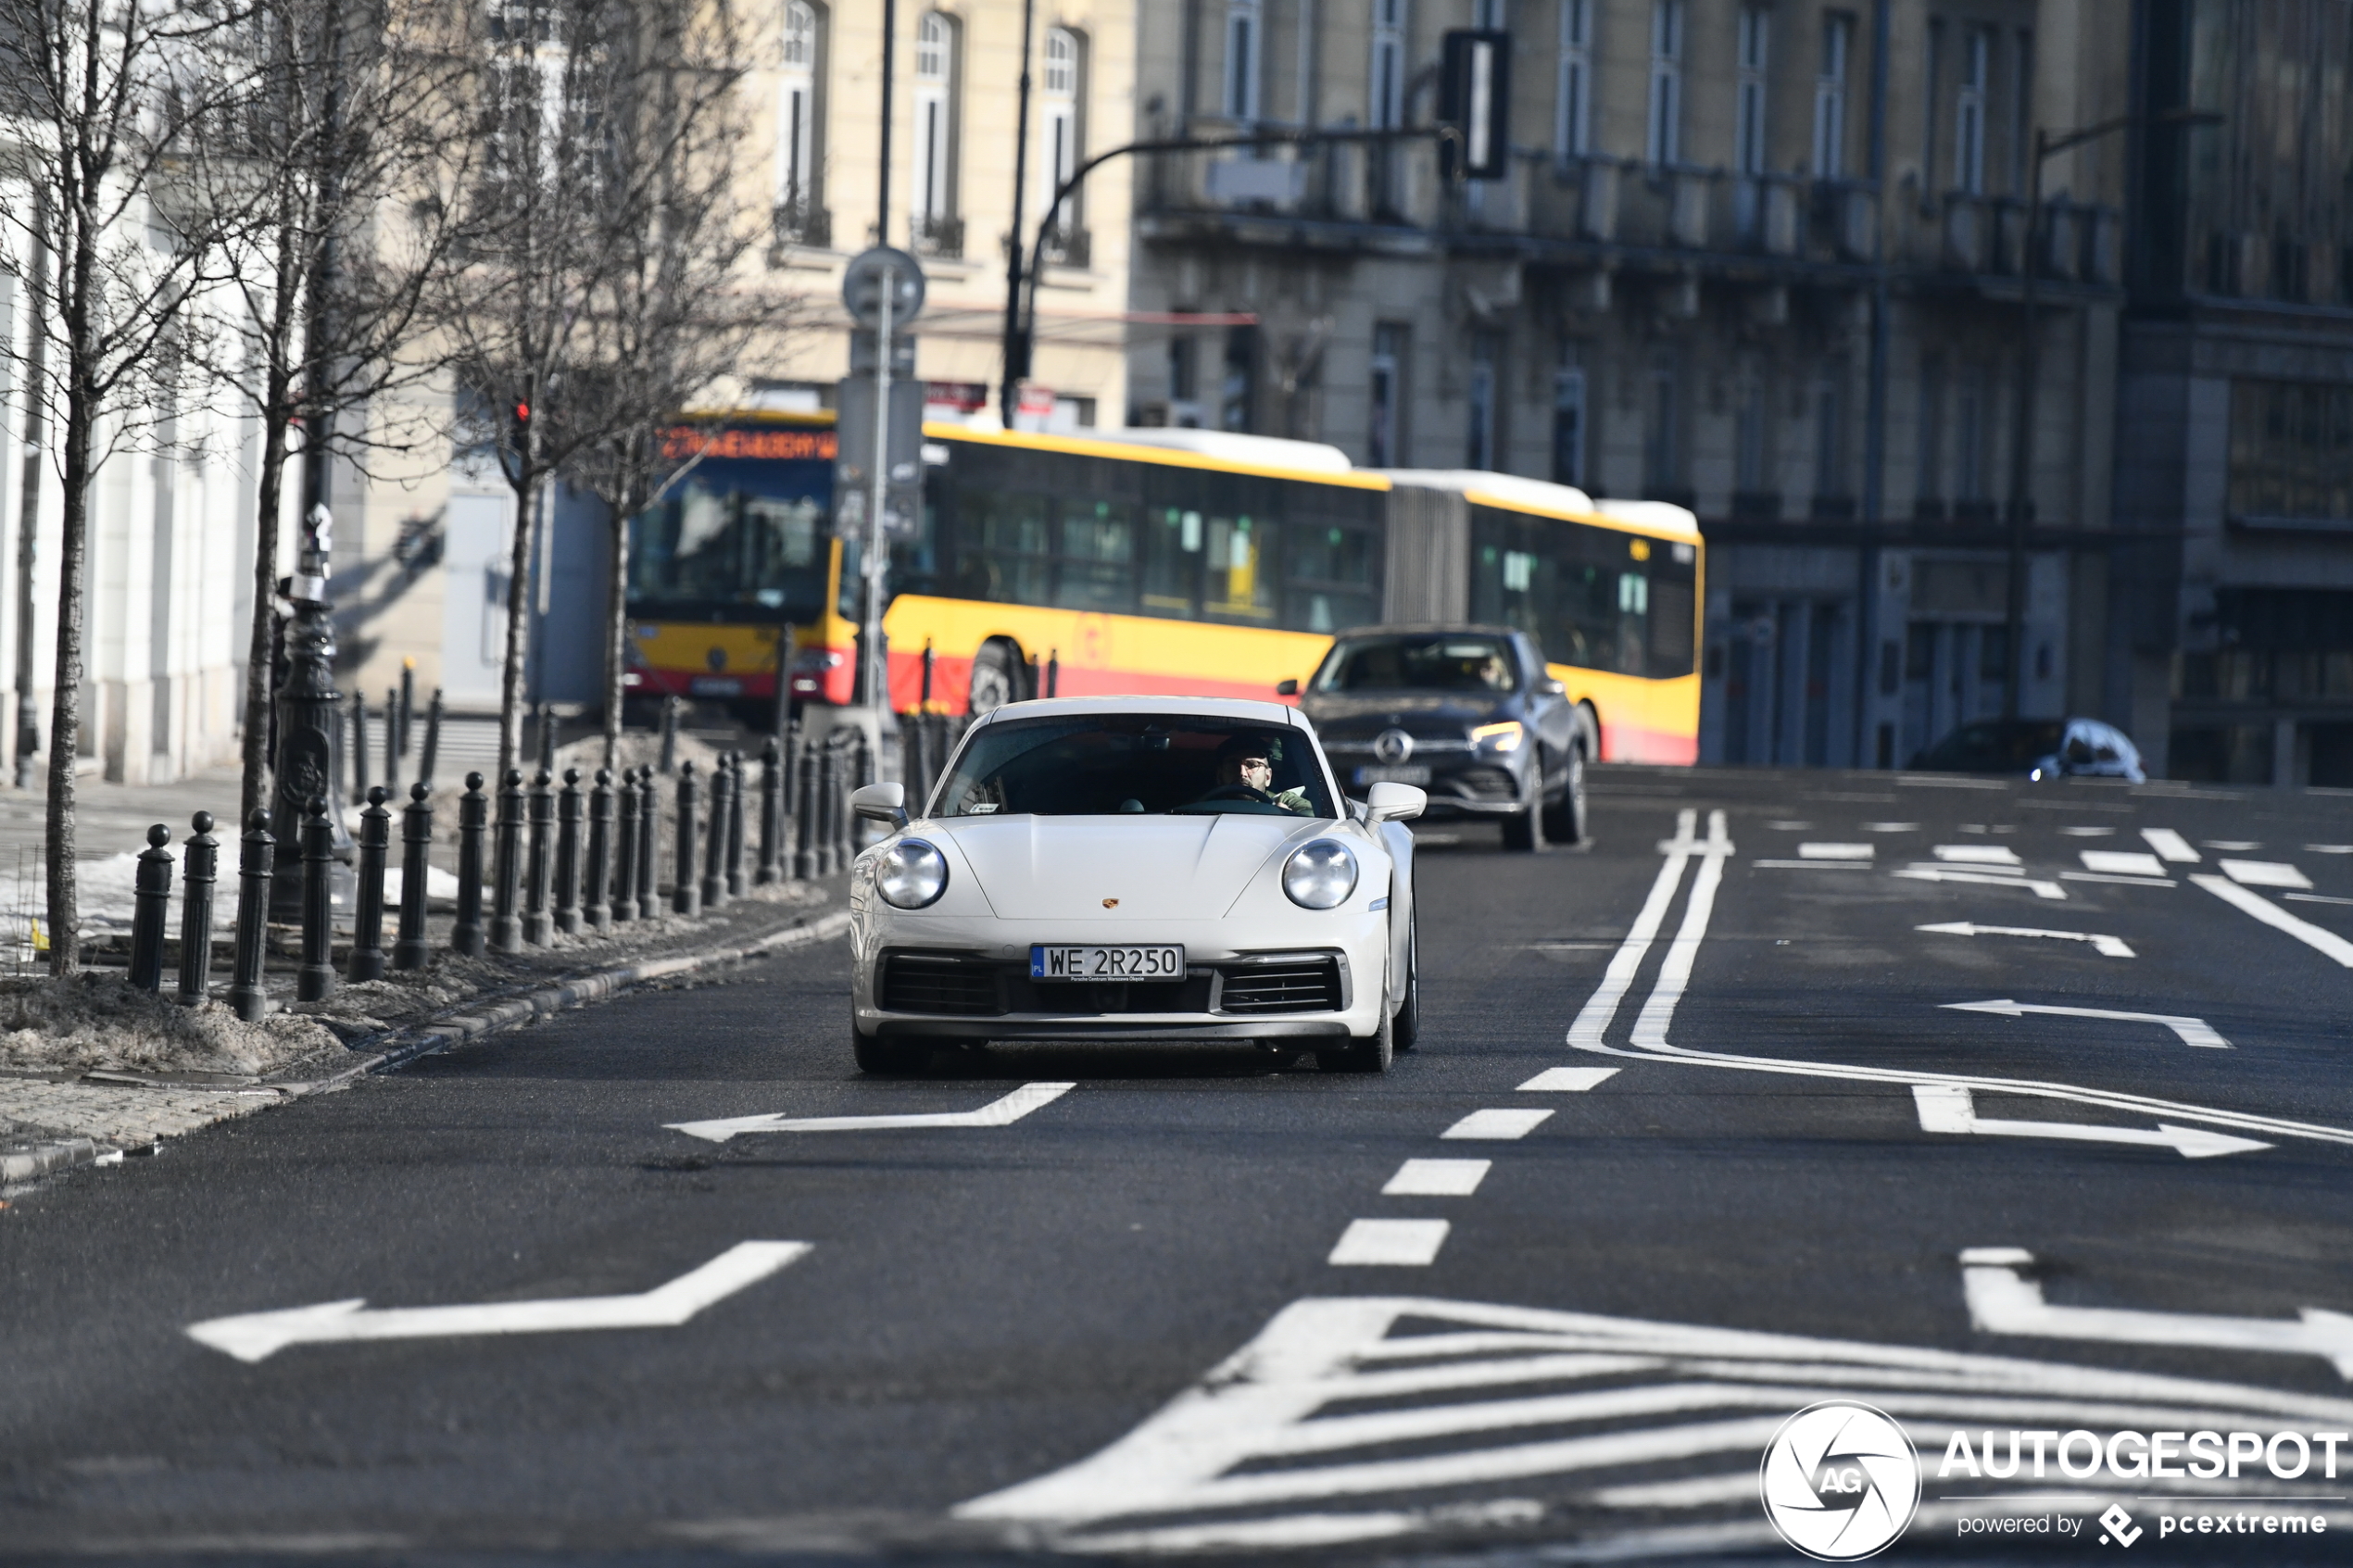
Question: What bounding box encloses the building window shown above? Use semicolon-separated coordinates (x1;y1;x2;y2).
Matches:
1953;366;1986;503
1733;8;1768;178
1644;350;1680;493
2008;29;2032;194
1814;375;1846;500
912;12;959;248
2229;380;2353;521
1474;0;1507;26
1224;0;1262;121
1221;324;1257;433
1955;26;1988;194
1370;0;1405;130
1553;358;1586;486
1555;0;1592;157
1646;0;1682;167
1734;369;1768;492
1467;332;1501;470
1916;353;1945;505
777;3;823;226
1813;13;1850;179
1369;323;1406;466
1040;28;1085;240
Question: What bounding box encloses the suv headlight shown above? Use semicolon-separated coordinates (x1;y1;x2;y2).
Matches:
1282;839;1359;909
1470;720;1525;753
875;839;950;909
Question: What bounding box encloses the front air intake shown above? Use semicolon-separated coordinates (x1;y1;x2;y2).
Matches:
880;954;1000;1016
1219;958;1343;1013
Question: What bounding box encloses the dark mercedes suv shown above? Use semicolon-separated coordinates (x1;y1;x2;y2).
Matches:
1283;625;1589;850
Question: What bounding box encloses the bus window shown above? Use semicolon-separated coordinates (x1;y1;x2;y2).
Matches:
1140;508;1202;619
1284;523;1379;633
1649;576;1695;676
956;488;1052;606
1203;515;1277;622
1055;502;1136;612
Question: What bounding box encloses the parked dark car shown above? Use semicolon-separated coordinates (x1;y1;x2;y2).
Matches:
1284;625;1589;850
1908;716;2146;782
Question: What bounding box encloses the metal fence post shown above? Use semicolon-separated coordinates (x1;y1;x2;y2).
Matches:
177;810;219;1006
673;760;702;915
725;749;748;897
395;783;433;970
796;736;819;879
554;767;584;935
757;737;783;884
612;767;639;922
128;824;172;991
420;687;445;787
384;687;402;797
348;785;391;982
585;767;614;931
453;772;487;957
658;696;679;772
700;754;730;908
814;736;839;876
490;768;524;954
227;809;274;1021
523;768;555;944
297;797;336;1001
351;695;371;805
635;764;659;918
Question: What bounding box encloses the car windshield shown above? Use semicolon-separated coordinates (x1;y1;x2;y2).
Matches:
1312;635;1520;694
932;715;1337;819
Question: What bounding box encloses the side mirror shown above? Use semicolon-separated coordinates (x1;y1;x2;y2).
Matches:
1275;678;1300;696
1365;782;1426;823
849;781;908;829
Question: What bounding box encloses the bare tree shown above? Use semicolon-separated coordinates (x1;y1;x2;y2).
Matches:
427;0;755;786
174;0;484;827
0;0;269;972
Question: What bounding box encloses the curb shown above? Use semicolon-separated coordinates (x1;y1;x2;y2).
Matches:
0;909;855;1186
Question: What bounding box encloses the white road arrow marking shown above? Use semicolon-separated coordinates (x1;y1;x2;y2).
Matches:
666;1082;1075;1143
1960;1248;2353;1380
1893;868;2068;899
1941;998;2228;1047
1913;1085;2271;1159
2193;874;2353;968
184;1241;811;1363
1917;922;2135;958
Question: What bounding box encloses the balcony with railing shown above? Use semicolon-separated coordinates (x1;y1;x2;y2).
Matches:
912;213;964;259
1039;221;1091;270
771;197;831;252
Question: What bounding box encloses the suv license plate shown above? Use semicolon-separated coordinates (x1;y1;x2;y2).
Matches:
1030;944;1185;981
1355;764;1431;785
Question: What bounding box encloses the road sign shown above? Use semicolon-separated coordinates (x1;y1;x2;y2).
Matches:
842;245;925;330
184;1241;811;1361
1439;31;1512;181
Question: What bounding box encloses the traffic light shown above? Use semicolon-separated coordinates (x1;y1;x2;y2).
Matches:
1440;30;1512;182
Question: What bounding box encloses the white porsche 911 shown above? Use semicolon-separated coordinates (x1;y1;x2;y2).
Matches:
845;696;1426;1074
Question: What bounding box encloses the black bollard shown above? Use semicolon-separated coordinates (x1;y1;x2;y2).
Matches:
395;782;433;970
351;694;371;806
1046;647;1060;698
635;765;659;919
452;771;487;957
657;695;679;772
177;811;219;1006
297;797;336;1001
227;809;275;1021
814;736;838;876
700;754;729;907
920;639;935;707
554;767;584;935
419;688;445;787
584;768;613;931
384;687;402;796
673;759;701;916
128;823;173;992
757;737;783;884
612;767;639;923
725;750;748;897
535;703;556;771
349;785;391;982
795;737;819;880
523;768;554;944
399;661;415;757
490;768;524;954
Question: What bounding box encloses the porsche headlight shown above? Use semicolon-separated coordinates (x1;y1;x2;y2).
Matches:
875;839;949;909
1470;720;1525;753
1282;839;1359;909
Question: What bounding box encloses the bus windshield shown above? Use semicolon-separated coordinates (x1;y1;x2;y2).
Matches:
628;457;831;621
933;715;1336;818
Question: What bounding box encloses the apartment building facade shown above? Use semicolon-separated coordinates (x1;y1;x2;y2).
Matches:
1127;0;2132;769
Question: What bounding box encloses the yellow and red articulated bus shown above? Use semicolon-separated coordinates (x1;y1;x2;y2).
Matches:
626;414;1701;766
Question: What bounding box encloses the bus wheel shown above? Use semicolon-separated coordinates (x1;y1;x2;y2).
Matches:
1543;738;1590;846
969;640;1022;713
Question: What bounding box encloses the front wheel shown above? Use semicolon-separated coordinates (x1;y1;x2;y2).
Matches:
1542;742;1590;846
1318;1008;1394;1073
1500;794;1542;852
1391;923;1420;1052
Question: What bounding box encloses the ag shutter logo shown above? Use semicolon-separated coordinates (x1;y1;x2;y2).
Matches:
1760;1401;1922;1561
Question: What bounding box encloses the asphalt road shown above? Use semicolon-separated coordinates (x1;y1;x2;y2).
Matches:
6;766;2353;1564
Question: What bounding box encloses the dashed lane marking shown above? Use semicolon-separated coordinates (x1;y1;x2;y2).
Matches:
1328;1220;1450;1267
2058;871;2177;888
1913;1085;2270;1159
2306;844;2353;855
2205;840;2263;851
1940;998;2228;1047
665;1083;1076;1142
2079;850;2167;877
2221;859;2312;890
1797;843;1874;859
1916;922;2134;958
1516;1067;1619;1092
1441;1110;1555;1141
1933;844;2022;865
1861;822;1919;832
1383;1160;1491;1197
2140;828;2200;862
2193;874;2353;968
2287;892;2353;907
1755;859;1868;870
2057;825;2115;836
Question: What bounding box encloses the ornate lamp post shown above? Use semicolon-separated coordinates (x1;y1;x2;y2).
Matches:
269;503;355;917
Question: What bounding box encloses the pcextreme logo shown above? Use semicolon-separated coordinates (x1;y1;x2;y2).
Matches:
1760;1401;1923;1561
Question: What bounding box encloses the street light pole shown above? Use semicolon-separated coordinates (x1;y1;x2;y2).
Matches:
999;0;1037;431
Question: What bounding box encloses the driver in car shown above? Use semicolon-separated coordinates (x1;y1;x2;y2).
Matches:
1195;734;1314;813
